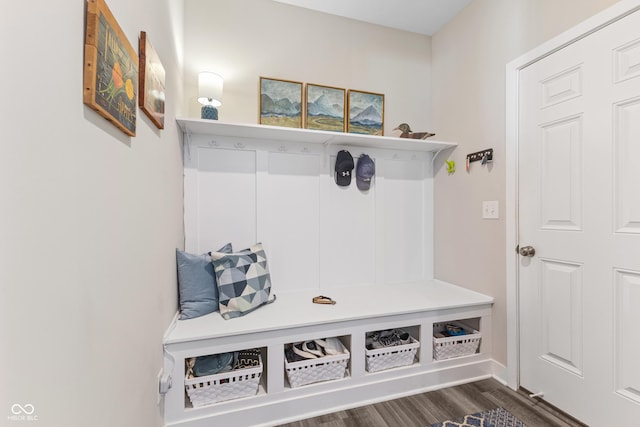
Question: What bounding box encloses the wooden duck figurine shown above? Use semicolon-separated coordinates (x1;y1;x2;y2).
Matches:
393;123;436;139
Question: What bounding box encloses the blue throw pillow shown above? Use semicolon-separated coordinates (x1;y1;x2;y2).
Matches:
177;243;232;319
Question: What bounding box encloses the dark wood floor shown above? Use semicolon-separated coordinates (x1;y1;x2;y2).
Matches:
277;379;586;427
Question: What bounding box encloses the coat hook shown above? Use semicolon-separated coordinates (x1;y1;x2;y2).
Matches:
466;148;493;171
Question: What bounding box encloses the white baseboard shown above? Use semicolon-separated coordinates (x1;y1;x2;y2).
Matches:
491;359;509;387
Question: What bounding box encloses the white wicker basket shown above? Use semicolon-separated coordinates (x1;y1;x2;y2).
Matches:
365;336;420;372
285;342;349;388
185;356;262;407
432;322;481;360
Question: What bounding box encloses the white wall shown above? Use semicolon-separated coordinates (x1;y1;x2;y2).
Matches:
0;1;185;426
183;0;433;135
431;0;619;366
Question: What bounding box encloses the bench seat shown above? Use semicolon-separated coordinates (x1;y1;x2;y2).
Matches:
164;280;493;344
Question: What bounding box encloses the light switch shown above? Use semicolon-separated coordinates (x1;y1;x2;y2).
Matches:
482;201;499;219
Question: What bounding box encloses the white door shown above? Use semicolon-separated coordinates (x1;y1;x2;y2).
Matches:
518;10;640;426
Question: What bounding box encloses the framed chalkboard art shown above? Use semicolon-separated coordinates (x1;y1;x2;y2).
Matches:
84;0;138;136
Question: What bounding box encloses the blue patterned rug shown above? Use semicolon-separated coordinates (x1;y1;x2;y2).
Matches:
430;407;527;427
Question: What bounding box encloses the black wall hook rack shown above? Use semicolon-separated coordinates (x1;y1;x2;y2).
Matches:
467;148;493;163
466;148;493;171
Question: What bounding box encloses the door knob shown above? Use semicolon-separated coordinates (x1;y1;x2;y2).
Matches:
519;245;536;257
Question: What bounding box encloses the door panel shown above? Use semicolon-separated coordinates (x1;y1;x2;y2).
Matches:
614;269;640;404
519;9;640;426
539;115;583;231
540;64;583;108
613;38;640;83
539;259;583;377
614;98;640;233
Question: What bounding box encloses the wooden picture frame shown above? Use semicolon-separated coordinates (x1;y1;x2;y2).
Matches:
305;84;345;132
83;0;138;136
138;31;165;130
259;77;303;128
347;89;384;136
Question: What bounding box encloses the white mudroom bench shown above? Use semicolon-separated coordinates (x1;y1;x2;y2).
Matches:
162;119;495;426
162;281;493;427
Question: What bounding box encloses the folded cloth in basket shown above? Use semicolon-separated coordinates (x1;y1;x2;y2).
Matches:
192;352;235;377
186;348;263;378
234;348;261;369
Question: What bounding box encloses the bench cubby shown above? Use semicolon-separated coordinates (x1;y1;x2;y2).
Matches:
365;324;421;373
284;336;350;388
432;318;483;361
184;358;263;408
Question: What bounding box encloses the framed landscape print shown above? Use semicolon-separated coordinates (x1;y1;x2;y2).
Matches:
347;90;384;136
83;0;138;136
305;84;345;132
259;77;303;128
138;31;165;130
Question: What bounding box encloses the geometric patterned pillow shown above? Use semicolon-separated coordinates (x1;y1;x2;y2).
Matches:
210;242;275;320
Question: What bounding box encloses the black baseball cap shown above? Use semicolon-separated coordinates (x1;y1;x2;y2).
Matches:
335;150;354;186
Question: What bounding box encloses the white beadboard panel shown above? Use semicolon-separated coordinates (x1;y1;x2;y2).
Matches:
381;159;427;285
539;259;584;377
193;147;257;253
614;97;640;234
319;153;376;289
540;115;583;231
184;139;434;291
260;152;321;293
614;268;640;404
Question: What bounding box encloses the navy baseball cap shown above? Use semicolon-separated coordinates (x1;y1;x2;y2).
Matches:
356;154;375;191
335;150;354;186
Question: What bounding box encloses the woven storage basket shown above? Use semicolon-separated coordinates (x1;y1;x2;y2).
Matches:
433;322;481;360
185;356;262;407
365;336;420;372
285;341;349;388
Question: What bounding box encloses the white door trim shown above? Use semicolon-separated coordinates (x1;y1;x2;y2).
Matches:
505;0;640;390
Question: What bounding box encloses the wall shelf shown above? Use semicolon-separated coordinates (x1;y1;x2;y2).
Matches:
176;117;457;153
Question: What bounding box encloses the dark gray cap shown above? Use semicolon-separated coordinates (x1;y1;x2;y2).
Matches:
356;154;375;191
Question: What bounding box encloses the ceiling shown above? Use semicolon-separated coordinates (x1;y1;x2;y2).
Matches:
273;0;472;36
